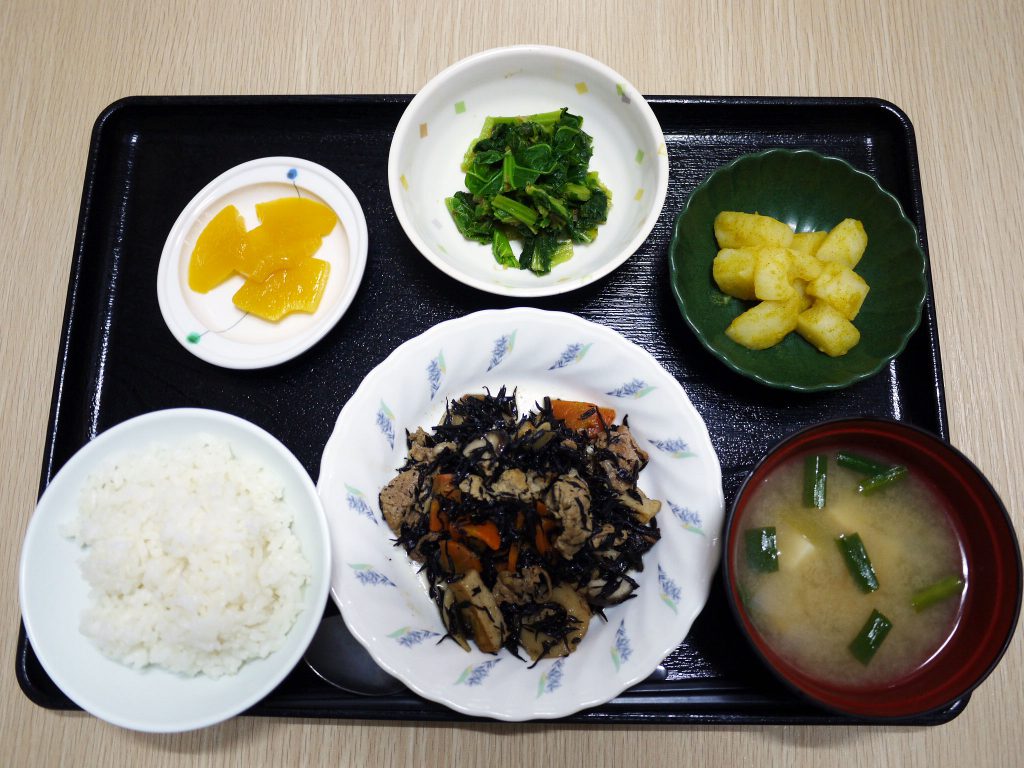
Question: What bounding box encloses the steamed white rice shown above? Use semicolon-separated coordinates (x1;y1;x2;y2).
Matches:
64;434;310;678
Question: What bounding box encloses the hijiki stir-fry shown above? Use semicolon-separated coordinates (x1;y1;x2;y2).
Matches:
378;388;662;662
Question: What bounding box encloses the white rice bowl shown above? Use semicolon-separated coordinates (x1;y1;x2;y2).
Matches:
19;409;331;732
65;435;310;678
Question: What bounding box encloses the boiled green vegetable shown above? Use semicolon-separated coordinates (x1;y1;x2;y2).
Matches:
490;230;518;268
848;609;893;664
445;108;611;275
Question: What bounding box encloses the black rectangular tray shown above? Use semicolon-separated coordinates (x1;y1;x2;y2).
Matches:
17;95;955;725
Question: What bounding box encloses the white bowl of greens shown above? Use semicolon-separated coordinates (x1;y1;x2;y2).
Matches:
388;45;669;297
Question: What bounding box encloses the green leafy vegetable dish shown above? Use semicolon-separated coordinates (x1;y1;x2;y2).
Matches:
445;108;611;276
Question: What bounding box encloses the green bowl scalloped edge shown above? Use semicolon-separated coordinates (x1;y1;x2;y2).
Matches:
668;148;928;393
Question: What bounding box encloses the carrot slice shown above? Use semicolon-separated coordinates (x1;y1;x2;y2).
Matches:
535;502;558;533
534;524;552;556
439;540;481;574
428;499;445;532
459;521;501;550
432;473;462;501
550;399;616;436
506;543;519;572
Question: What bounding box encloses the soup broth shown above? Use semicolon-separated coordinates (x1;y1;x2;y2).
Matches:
736;449;965;687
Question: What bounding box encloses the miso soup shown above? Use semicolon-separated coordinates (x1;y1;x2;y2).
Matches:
735;449;965;687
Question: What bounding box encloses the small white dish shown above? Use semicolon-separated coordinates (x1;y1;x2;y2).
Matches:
157;157;368;369
388;46;669;297
19;409;332;733
317;308;724;720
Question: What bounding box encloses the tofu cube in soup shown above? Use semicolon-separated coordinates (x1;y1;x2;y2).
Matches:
726;297;800;350
754;247;796;301
796;300;861;356
714;211;795;249
713;248;758;300
815;218;868;268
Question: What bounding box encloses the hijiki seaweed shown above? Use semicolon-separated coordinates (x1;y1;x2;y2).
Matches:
378;388;663;663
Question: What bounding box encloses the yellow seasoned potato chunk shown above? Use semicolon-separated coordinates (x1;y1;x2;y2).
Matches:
796;300;861;357
790;248;824;282
726;296;800;350
793;278;813;311
712;248;757;300
790;231;828;256
815;218;868;268
807;263;870;320
753;247;795;301
714;211;795;249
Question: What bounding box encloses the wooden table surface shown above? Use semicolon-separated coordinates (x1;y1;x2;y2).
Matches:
2;0;1021;765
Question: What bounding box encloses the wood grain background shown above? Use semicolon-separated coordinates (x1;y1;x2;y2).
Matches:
2;1;1021;765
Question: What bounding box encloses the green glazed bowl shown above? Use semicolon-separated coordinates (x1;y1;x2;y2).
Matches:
669;149;928;392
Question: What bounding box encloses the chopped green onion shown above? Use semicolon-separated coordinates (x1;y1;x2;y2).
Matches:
836;451;889;476
803;454;828;509
745;527;779;573
848;609;893;665
858;465;909;494
836;533;879;592
911;575;965;612
736;580;751;609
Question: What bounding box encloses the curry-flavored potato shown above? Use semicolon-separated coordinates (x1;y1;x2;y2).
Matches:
793;278;813;311
714;211;795;249
754;247;795;301
790;231;828;257
807;263;870;320
711;210;870;356
815;218;868;268
726;296;800;350
790;248;824;282
712;248;757;300
796;300;861;357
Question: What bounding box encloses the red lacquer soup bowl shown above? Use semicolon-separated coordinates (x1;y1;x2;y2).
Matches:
723;418;1021;719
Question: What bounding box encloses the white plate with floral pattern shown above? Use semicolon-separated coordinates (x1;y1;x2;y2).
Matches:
317;308;723;720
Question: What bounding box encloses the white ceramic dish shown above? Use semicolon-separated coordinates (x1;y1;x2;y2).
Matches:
388;46;669;297
19;409;332;732
317;309;724;720
157;157;368;369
